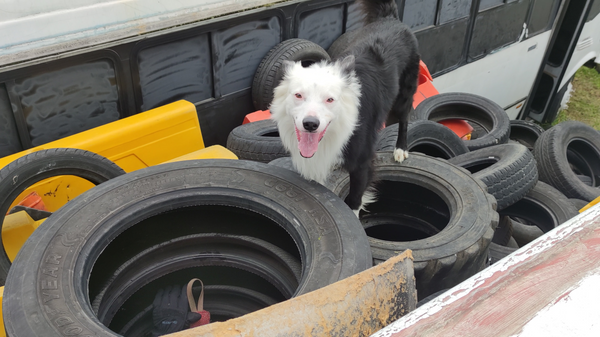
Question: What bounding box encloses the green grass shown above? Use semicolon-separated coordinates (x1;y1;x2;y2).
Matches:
553;66;600;129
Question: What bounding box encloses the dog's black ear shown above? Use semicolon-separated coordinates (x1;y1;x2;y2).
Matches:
338;55;355;75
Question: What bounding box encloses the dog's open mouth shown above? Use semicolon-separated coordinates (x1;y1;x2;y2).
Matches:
295;125;328;158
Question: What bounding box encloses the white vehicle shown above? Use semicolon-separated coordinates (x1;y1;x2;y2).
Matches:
0;0;599;158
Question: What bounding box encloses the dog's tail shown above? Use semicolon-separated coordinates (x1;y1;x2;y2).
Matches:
359;0;399;24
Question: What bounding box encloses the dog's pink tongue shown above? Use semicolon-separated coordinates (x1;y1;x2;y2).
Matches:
296;128;320;158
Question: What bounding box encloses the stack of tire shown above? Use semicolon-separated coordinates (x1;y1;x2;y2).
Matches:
223;39;594;303
378;93;599;267
226;88;599;303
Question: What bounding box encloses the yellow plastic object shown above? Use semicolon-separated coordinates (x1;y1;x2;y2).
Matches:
2;211;45;262
579;196;600;213
0;100;204;172
163;145;238;163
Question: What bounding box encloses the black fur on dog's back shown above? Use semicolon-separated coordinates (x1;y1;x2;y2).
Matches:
329;0;420;211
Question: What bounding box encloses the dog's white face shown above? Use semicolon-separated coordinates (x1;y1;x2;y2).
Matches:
270;56;361;159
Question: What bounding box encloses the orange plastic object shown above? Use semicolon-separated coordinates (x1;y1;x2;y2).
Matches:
243;110;271;124
11;192;48;213
413;60;439;108
439;119;474;140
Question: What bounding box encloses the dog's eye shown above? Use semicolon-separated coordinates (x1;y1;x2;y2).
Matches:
295;93;302;99
326;98;334;103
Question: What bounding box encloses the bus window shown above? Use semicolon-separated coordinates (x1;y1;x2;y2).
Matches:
469;0;530;60
403;0;438;31
528;0;560;37
11;59;121;147
438;0;472;25
346;2;365;32
213;17;282;97
0;85;23;157
136;34;213;111
587;0;600;21
297;4;345;50
479;0;504;11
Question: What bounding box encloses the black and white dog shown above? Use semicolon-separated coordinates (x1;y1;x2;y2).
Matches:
270;0;420;215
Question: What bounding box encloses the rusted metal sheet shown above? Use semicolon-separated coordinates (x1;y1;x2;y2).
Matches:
372;204;600;337
170;250;416;337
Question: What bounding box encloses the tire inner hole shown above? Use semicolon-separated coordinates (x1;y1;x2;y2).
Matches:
88;205;301;335
361;180;450;242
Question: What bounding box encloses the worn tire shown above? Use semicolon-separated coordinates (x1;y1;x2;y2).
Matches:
489;241;518;264
0;148;125;285
569;198;589;211
268;156;296;172
252;39;331;110
325;152;498;299
4;160;371;337
448;143;538;210
509;119;546;150
499;181;579;247
491;215;513;246
511;219;545;247
226;119;288;163
411;93;510;150
534;121;600;201
376;120;469;158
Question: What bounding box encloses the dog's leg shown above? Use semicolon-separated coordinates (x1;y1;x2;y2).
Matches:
392;56;420;163
345;163;374;217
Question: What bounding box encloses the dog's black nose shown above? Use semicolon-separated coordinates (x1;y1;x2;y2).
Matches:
303;117;320;132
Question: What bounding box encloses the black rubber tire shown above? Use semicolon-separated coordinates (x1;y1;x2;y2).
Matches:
499;181;579;246
416;288;449;308
448;143;538;211
93;234;300;328
411;93;511;151
252;39;331;110
119;285;277;336
325;152;498;299
534;121;600;202
0;148;125;285
491;215;513;246
509;119;546;150
376;120;469;159
226;119;288;163
569;198;589;211
4;160;371;337
489;241;518;264
268;156;296;173
511;220;544;247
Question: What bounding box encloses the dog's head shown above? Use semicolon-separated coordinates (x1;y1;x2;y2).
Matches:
270;55;361;158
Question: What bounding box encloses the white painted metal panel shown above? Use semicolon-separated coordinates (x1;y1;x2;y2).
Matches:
0;0;289;64
432;31;551;110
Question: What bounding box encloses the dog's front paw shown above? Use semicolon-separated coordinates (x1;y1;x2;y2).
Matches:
393;148;409;163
